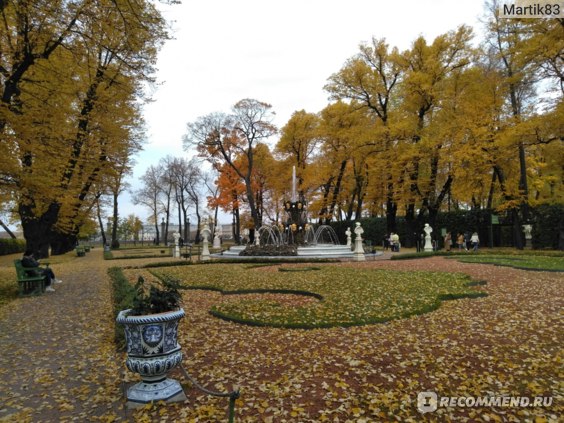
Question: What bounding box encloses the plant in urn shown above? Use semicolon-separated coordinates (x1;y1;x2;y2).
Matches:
116;276;186;406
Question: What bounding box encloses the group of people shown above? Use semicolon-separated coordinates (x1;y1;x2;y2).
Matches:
22;250;62;292
444;232;480;252
384;232;401;252
383;230;480;252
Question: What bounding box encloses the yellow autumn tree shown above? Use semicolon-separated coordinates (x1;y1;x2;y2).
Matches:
325;37;403;231
0;0;170;256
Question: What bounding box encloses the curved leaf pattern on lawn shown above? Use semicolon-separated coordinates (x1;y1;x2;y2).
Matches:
151;265;486;328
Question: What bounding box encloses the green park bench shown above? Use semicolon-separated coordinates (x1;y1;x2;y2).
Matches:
84;245;91;252
13;259;47;297
76;246;86;257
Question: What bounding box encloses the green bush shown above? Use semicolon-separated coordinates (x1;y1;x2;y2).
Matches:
108;267;137;348
530;204;564;250
0;239;26;256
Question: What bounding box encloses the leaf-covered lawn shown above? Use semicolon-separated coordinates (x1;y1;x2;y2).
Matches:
0;267;18;308
121;257;561;422
151;264;486;328
1;253;561;422
448;254;564;271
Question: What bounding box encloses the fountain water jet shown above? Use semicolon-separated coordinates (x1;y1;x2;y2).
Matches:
313;225;340;245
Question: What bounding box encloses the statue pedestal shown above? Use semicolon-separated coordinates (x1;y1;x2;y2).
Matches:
201;240;210;260
353;239;365;261
201;224;211;261
213;236;221;249
525;239;532;249
424;235;433;252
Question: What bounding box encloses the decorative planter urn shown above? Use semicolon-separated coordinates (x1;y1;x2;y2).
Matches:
116;308;186;405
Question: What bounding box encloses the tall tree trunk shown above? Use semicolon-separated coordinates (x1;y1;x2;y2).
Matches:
518;141;530;222
244;177;261;230
487;170;497;210
96;199;107;246
164;194;171;246
19;202;60;258
50;230;78;255
183;206;189;241
318;177;333;225
213;204;219;239
177;200;182;240
385;188;397;234
405;204;416;249
346;189;357;221
326;160;348;224
194;214;201;244
494;165;524;249
512;208;524;249
232;210;237;244
234;207;240;244
111;192;119;249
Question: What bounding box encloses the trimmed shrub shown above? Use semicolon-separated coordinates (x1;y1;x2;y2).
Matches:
108;267;137;348
0;239;26;256
530;204;564;250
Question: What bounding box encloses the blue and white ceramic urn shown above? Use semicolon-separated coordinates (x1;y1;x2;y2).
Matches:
116;308;186;405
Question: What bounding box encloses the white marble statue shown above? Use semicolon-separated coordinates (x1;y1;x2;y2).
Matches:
345;227;352;248
423;223;433;252
213;225;221;249
173;232;181;258
522;224;532;240
201;224;211;261
523;224;533;249
353;222;365;261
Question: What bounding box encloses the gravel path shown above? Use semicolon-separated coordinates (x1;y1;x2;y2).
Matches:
0;250;128;422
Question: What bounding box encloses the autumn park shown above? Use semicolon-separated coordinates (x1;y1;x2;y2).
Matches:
0;0;563;422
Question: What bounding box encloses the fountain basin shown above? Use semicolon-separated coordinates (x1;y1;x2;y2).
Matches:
217;244;363;259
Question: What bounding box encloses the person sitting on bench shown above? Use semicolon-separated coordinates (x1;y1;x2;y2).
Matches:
21;251;62;292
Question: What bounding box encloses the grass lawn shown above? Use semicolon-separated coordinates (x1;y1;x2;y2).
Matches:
117;257;561;421
150;264;487;329
0;251;79;309
448;254;564;271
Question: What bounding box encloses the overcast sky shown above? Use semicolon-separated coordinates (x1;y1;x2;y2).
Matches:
121;0;486;224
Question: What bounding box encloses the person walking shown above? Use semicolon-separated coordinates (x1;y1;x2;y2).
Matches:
383;234;389;251
391;232;400;252
456;233;466;251
21;251;62;292
444;232;452;252
470;232;480;252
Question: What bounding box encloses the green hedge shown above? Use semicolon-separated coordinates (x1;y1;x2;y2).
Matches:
530;204;563;250
108;267;137;349
329;205;563;250
0;239;26;256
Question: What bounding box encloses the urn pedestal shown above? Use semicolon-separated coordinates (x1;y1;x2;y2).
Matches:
116;309;186;407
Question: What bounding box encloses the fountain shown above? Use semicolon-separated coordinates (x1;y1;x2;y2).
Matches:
218;166;377;259
313;225;340;245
